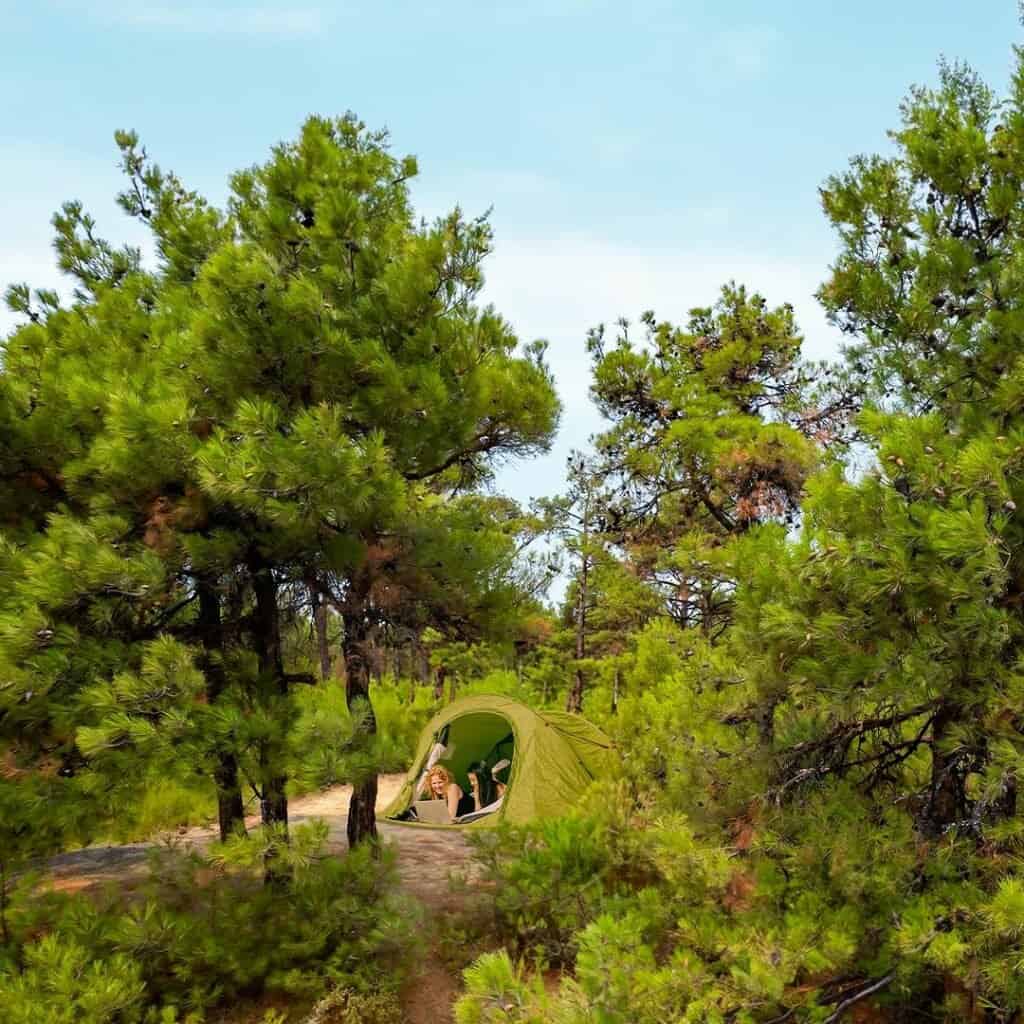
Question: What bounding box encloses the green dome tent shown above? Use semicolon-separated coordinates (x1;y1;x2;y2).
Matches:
381;694;615;828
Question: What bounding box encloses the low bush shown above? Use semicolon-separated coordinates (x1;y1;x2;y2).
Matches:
461;789;659;967
304;987;404;1024
455;916;681;1024
455;951;553;1024
99;775;220;844
368;679;439;772
0;825;420;1023
2;935;149;1024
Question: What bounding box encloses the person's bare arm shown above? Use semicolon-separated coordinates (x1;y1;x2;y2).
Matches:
446;784;462;821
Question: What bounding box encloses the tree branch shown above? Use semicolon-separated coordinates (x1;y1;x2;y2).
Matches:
283;672;318;686
403;429;509;481
146;591;199;630
763;1009;797;1024
822;972;895;1023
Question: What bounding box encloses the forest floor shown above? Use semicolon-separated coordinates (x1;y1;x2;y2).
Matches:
43;775;476;1024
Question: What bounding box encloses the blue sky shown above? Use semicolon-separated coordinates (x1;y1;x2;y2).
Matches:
2;1;1020;516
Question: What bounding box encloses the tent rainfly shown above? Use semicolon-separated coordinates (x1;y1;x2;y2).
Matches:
381;693;616;828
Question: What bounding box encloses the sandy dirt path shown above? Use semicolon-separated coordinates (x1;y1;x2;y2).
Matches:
45;775;472;901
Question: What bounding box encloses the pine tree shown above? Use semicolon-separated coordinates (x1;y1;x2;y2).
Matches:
175;116;559;843
0;168;251;845
537;452;609;712
587;285;847;633
813;49;1024;837
649;49;1024;1013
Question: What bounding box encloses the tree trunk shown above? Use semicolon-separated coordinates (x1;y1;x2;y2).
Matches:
0;858;11;947
610;665;620;715
567;549;589;714
566;667;585;714
343;605;378;848
699;577;712;635
415;637;429;684
334;635;347;682
758;700;776;746
923;701;969;836
249;554;290;880
197;579;246;841
367;625;384;681
434;663;447;702
259;746;289;830
308;576;332;681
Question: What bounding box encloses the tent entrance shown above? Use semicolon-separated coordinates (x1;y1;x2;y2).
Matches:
422;711;515;794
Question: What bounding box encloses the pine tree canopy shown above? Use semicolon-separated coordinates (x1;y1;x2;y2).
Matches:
0;113;560;862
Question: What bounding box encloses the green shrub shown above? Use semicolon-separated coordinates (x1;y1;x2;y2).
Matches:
569;912;676;1024
369;678;439;772
0;935;148;1024
0;825;420;1022
463;796;658;966
456;915;699;1024
455;951;556;1024
460;669;522;700
100;775;219;843
305;987;404;1024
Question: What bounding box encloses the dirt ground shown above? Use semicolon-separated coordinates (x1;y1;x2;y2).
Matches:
43;775;476;1023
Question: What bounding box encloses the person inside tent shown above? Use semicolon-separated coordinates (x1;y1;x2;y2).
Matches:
467;759;497;810
455;757;511;823
425;764;475;822
412;729;450;799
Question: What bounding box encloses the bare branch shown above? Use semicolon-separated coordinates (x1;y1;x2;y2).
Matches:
822;973;895;1024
